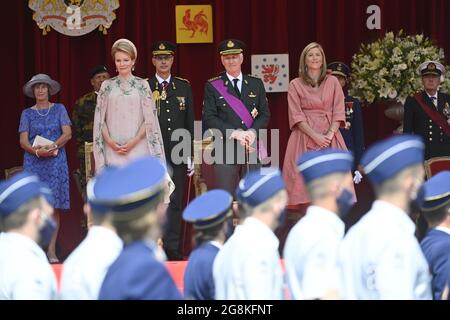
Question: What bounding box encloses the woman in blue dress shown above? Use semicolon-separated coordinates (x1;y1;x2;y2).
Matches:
19;74;72;263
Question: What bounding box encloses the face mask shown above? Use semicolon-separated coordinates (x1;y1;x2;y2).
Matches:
336;188;355;218
38;215;57;248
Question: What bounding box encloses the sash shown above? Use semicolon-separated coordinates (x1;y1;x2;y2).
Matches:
211;79;267;160
414;93;450;138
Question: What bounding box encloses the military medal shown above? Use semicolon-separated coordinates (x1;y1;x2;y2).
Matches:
444;102;450;125
344;102;354;129
176;97;186;110
161;89;167;100
251;107;258;119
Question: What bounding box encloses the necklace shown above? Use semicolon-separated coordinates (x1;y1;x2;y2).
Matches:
35;103;52;117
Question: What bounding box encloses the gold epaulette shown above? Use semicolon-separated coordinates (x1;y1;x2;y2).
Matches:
247;74;261;79
174;76;190;83
208;76;221;82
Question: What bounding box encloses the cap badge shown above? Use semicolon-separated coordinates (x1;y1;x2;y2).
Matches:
227;40;234;48
159;43;166;50
428;63;436;70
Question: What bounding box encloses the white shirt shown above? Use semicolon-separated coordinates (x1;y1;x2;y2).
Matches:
284;206;345;299
427;93;438;107
59;226;122;300
226;72;243;92
338;200;432;300
0;232;57;300
213;217;283;300
155;74;171;85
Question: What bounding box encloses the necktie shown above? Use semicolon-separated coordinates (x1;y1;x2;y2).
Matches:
431;96;437;108
161;80;168;89
232;78;240;97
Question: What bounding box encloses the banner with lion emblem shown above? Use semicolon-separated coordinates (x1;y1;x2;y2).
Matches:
251;54;289;93
29;0;119;36
175;5;213;44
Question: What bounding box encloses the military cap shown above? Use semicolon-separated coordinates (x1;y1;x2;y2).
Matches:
0;171;52;217
360;134;424;185
297;149;354;184
328;61;350;78
419;61;445;77
236;168;285;207
152;41;176;56
183;189;233;230
417;171;450;212
218;39;245;55
90;65;109;79
87;156;167;214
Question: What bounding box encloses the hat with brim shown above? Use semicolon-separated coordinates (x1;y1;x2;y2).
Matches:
218;39;245;55
23;74;61;98
418;61;445;77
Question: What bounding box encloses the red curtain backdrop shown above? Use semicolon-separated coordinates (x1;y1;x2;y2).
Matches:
2;0;449;256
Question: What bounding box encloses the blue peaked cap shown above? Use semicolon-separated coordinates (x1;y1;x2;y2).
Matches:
236;168;285;207
183;189;233;229
297;148;353;184
360;134;424;185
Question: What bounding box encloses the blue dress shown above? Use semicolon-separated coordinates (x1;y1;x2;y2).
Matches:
18;103;71;209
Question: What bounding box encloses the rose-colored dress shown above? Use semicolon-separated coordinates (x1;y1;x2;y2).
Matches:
282;75;354;205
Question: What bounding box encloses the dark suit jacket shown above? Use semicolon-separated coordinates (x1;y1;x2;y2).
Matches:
339;95;365;169
149;76;195;163
403;91;450;160
202;72;270;163
420;228;450;300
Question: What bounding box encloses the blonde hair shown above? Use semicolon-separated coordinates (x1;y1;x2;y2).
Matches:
298;42;327;87
111;38;137;61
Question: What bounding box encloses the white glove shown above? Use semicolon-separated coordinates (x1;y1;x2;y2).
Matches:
353;170;363;184
187;157;195;177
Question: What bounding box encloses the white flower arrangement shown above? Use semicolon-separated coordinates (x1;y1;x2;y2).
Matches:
349;31;450;105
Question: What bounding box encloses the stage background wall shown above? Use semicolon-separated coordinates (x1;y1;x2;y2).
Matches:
1;0;449;257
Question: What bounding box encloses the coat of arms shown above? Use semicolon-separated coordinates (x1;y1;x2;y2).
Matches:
29;0;120;36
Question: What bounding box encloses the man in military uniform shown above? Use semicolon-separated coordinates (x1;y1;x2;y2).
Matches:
418;171;450;300
403;61;450;160
328;62;365;175
202;39;270;195
148;41;195;260
72;65;110;200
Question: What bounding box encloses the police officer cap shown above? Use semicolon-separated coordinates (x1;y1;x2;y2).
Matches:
417;171;450;212
90;65;109;79
236;168;285;207
152;41;176;56
419;61;445;77
297;148;353;184
360;134;424;185
0;171;52;217
87;156;167;214
328;61;350;78
218;39;245;55
183;189;233;230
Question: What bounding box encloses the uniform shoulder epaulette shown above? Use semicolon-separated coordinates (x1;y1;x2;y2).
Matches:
174;76;190;83
208;76;221;82
247;74;261;79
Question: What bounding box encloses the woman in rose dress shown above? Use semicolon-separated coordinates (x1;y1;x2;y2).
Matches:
93;39;174;198
282;42;354;207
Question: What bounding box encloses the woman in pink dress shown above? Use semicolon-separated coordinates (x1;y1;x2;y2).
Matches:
93;39;174;198
282;42;353;206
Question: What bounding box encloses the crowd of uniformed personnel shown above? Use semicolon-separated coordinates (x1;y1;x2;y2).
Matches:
0;37;450;300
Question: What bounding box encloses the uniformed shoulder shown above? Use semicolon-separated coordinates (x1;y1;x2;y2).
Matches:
208;76;221;82
75;91;96;105
246;74;262;80
174;76;190;84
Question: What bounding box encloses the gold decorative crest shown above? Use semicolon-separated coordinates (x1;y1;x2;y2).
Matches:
28;0;120;36
159;43;166;50
428;63;436;70
227;40;234;48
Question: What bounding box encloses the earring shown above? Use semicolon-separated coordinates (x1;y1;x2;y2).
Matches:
132;66;135;71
